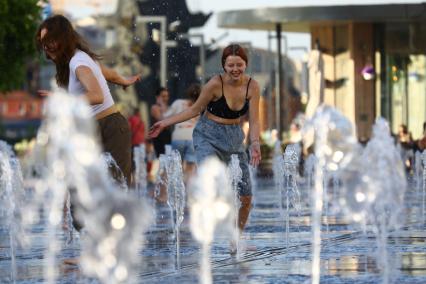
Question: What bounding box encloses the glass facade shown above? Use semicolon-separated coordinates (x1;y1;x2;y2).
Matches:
379;22;426;139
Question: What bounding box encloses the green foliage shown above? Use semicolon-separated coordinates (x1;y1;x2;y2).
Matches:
0;0;41;92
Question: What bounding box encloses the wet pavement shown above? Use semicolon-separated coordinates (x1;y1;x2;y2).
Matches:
1;177;426;283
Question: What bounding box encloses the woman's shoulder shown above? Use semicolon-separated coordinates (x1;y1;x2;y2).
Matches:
247;76;260;90
247;75;258;84
71;49;87;58
206;75;222;87
247;76;260;99
199;75;222;97
70;50;95;66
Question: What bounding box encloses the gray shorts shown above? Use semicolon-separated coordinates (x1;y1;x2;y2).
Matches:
192;114;252;196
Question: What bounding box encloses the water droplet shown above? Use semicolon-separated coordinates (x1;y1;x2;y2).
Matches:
114;265;128;281
355;192;366;202
104;254;117;268
111;213;126;230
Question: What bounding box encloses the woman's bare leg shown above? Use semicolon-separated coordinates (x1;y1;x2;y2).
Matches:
238;195;252;231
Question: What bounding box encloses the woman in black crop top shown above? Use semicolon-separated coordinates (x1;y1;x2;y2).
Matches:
149;44;261;253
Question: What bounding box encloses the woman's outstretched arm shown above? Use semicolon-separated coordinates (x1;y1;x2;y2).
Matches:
149;78;219;138
100;64;141;89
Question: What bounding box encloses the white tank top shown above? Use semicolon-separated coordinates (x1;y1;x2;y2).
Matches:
68;50;114;116
164;99;198;141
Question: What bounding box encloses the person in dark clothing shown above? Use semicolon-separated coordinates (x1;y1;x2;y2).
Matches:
150;87;172;202
150;87;172;156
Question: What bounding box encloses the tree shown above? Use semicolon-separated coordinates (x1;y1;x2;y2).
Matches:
0;0;41;92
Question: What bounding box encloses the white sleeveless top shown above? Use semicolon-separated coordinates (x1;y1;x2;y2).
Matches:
164;99;198;141
68;50;114;116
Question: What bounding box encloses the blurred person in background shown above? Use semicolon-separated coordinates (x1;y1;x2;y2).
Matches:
417;122;426;151
128;107;146;147
397;124;414;173
128;107;146;185
150;87;172;156
397;124;413;148
164;83;201;183
150;87;172;202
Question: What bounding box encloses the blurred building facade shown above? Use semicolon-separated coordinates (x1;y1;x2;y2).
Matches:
0;91;43;142
218;1;426;140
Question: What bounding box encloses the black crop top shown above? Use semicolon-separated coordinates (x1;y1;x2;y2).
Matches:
206;75;251;119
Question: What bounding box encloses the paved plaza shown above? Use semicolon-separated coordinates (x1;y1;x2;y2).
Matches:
1;177;425;283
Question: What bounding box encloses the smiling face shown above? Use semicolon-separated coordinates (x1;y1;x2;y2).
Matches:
223;55;247;81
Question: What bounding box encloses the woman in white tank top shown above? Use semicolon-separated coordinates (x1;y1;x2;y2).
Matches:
36;14;140;231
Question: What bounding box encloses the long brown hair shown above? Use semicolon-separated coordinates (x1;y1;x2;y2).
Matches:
35;15;101;88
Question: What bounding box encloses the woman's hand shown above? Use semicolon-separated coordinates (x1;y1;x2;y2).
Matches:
249;141;261;167
37;89;51;97
121;73;142;90
148;121;166;138
100;64;142;90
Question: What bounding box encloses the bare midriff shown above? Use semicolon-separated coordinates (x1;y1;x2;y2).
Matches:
95;105;119;120
205;110;241;125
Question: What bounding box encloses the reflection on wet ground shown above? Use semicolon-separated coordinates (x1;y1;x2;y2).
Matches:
1;178;426;283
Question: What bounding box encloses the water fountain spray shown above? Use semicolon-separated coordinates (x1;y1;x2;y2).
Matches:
0;141;25;283
249;165;257;205
102;152;128;191
23;90;153;284
154;153;168;202
339;117;407;283
166;149;186;269
189;157;237;284
303;105;358;284
272;141;285;216
283;143;302;247
133;144;147;196
228;154;242;255
154;148;186;268
304;154;317;192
